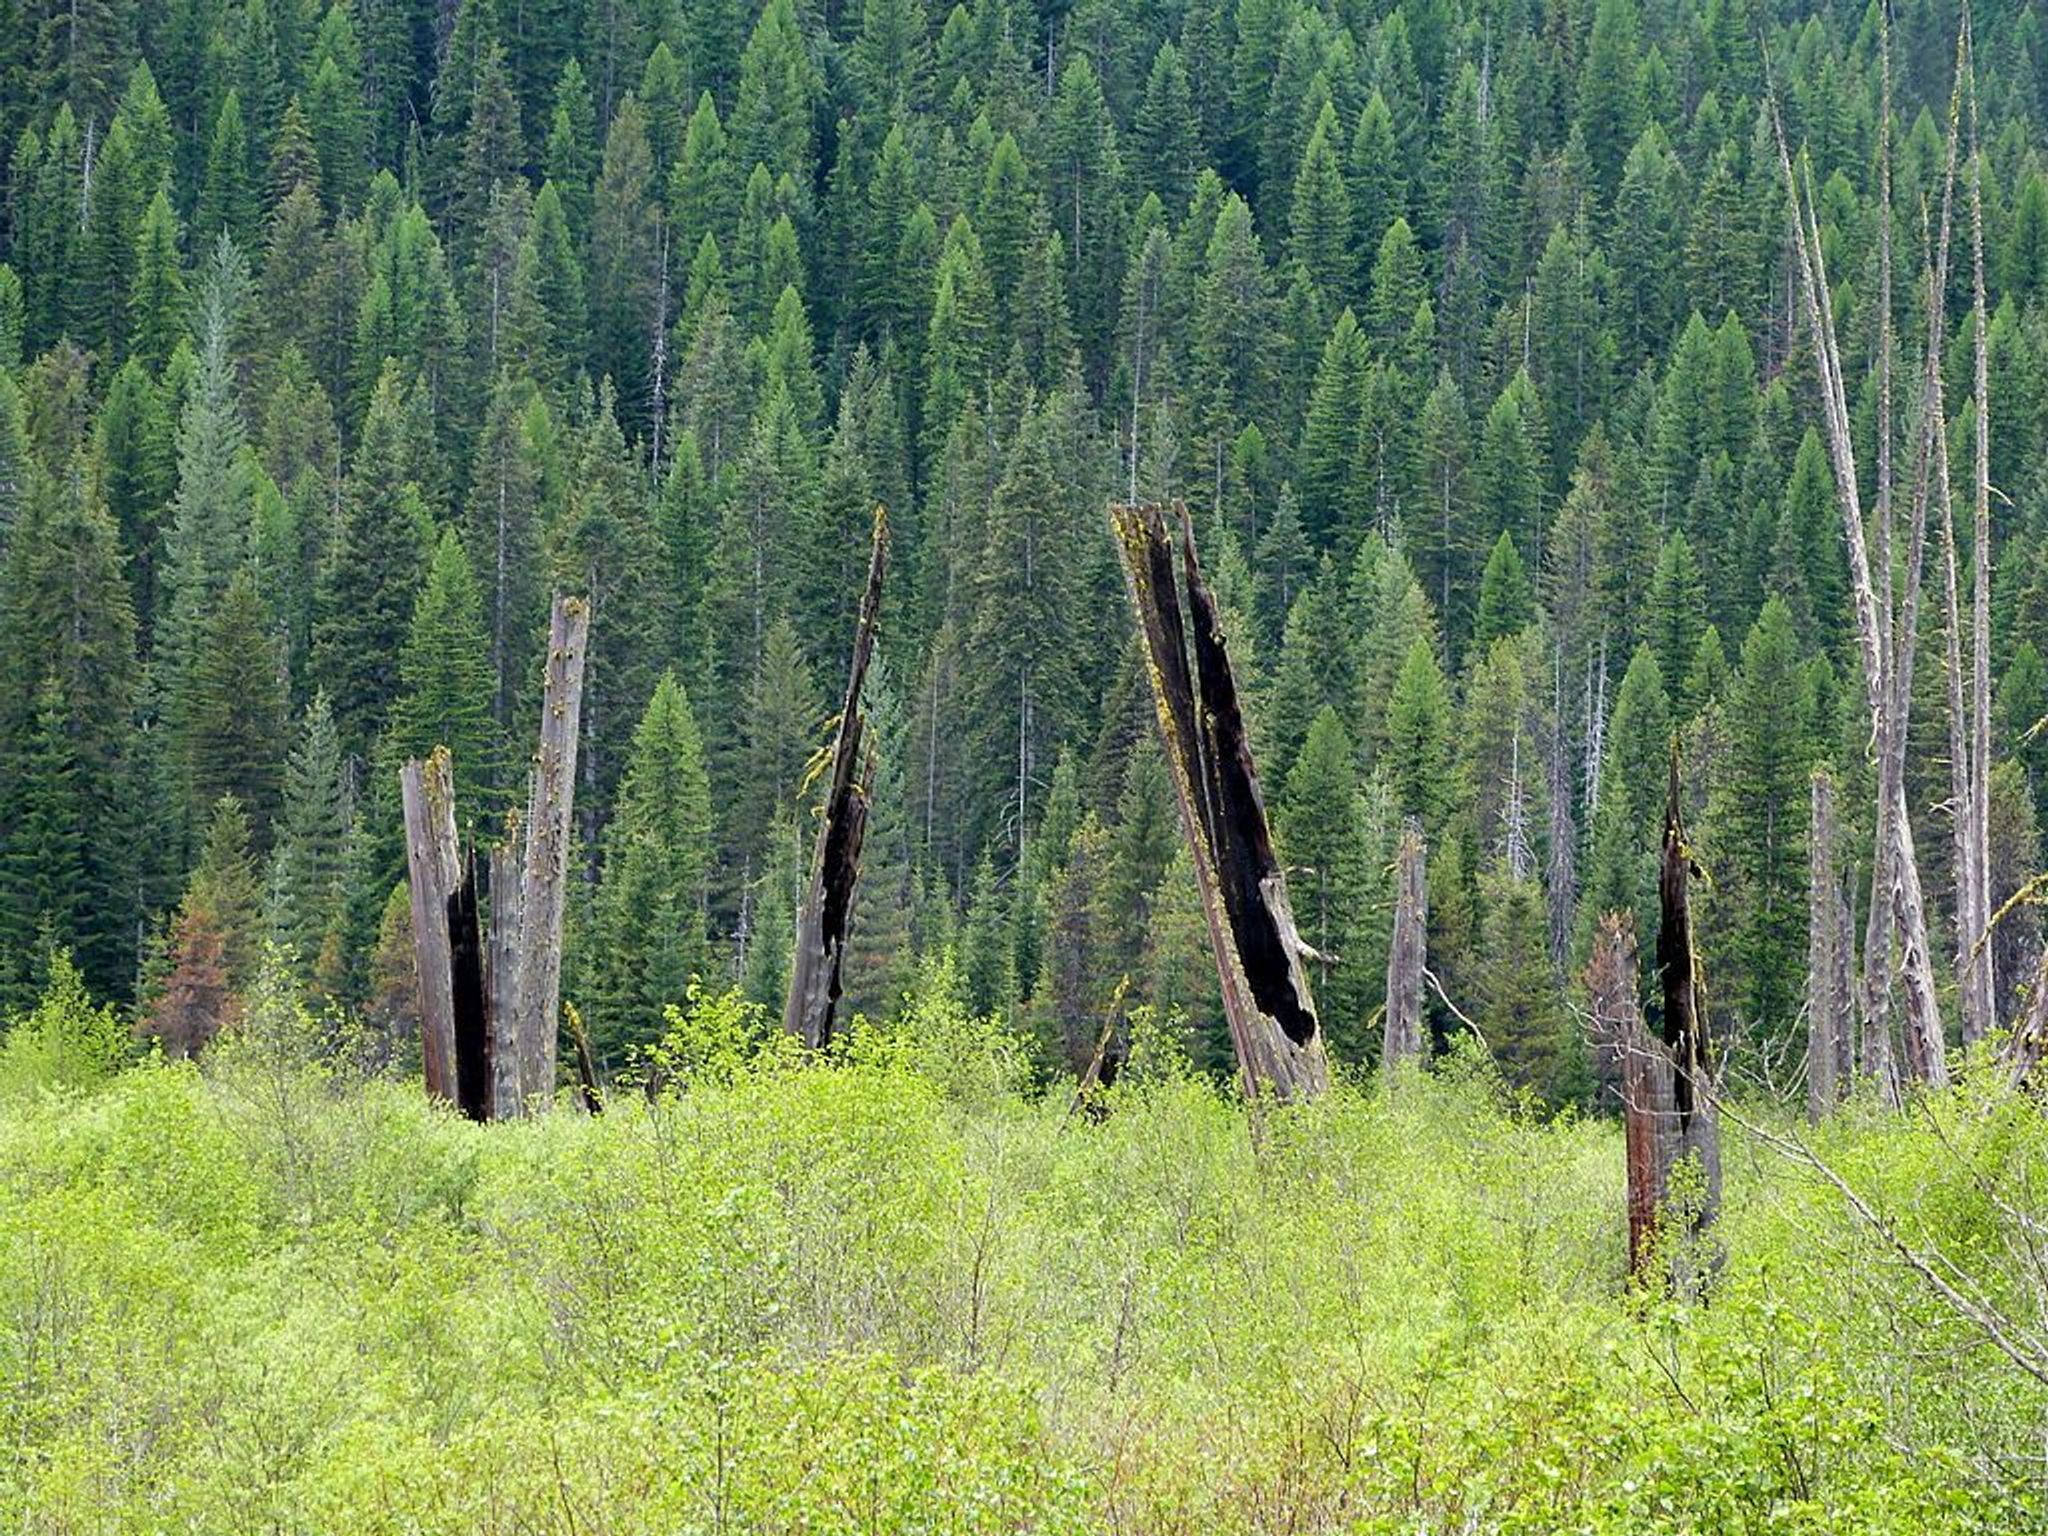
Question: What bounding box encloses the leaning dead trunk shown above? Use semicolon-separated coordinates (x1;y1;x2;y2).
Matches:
1807;768;1850;1120
784;507;888;1050
1656;744;1721;1272
1382;821;1426;1071
1111;501;1329;1102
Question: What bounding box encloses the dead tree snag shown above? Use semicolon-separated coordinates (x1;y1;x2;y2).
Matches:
1383;821;1426;1072
1110;501;1329;1102
400;595;589;1120
400;749;463;1107
785;507;888;1050
1655;744;1721;1268
1588;913;1671;1280
503;594;591;1112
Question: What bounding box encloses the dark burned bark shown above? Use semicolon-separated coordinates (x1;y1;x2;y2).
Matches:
400;596;590;1120
1655;743;1721;1272
1110;501;1329;1102
1382;821;1427;1072
448;852;491;1120
785;507;888;1050
1588;912;1673;1280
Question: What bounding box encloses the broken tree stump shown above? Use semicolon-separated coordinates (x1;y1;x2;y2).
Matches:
785;506;888;1050
1588;912;1674;1280
399;596;589;1120
1383;820;1427;1072
1655;742;1721;1280
1110;501;1329;1103
400;749;463;1107
503;594;591;1114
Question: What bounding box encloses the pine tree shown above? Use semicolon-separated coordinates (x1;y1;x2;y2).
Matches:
1647;531;1709;711
1478;868;1585;1107
1706;596;1815;1047
180;567;289;841
1472;530;1535;648
1133;40;1198;211
1580;643;1670;961
730;0;820;186
95;359;176;634
196;90;258;254
590;94;658;424
127;189;189;373
1382;636;1460;839
266;692;350;991
1277;707;1375;1052
388;528;499;811
0;673;87;1009
313;364;430;754
1288;102;1351;304
589;671;713;1058
1294;307;1367;547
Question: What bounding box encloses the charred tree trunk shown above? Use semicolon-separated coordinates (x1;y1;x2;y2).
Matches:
1590;913;1673;1281
785;508;888;1050
1111;501;1329;1102
1383;821;1427;1071
1807;769;1850;1120
486;836;524;1117
1656;744;1721;1271
502;595;591;1114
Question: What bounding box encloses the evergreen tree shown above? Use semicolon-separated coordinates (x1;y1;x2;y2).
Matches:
266;692;351;992
1580;644;1670;962
1472;530;1535;648
1382;636;1460;839
180;567;289;840
388;528;499;809
589;671;713;1058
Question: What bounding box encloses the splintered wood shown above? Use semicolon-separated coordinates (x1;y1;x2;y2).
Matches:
1383;821;1427;1071
784;507;888;1050
400;594;589;1119
1110;501;1329;1103
1654;746;1721;1273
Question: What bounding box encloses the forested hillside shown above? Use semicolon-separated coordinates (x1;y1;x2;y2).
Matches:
3;0;2048;1096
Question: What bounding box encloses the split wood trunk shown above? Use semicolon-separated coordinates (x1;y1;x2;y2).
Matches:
1110;501;1329;1103
502;595;591;1114
399;595;589;1120
784;507;888;1050
401;749;462;1107
1382;820;1426;1071
1655;746;1721;1270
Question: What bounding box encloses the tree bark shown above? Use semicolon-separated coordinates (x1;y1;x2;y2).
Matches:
785;508;888;1049
486;835;525;1119
1656;745;1721;1271
1590;913;1672;1281
1111;501;1329;1102
503;594;590;1113
1383;820;1426;1071
401;749;462;1107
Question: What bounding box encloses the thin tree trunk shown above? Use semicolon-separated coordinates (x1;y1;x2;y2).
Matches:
1383;820;1426;1071
1965;27;1997;1042
486;835;524;1118
1111;501;1330;1102
785;508;888;1049
1590;912;1671;1280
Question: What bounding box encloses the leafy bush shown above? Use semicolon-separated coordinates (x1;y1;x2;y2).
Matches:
0;1003;2041;1531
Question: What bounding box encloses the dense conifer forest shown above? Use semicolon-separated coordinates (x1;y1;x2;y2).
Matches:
0;0;2045;1095
8;0;2048;1524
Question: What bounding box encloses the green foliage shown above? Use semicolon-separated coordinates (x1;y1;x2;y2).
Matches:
0;950;125;1095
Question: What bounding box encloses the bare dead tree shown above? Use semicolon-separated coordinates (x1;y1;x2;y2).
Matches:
1589;913;1672;1279
400;596;590;1120
1964;11;1997;1042
1807;768;1851;1120
1768;30;1969;1090
1111;501;1329;1102
785;508;888;1050
1383;821;1427;1072
400;748;463;1107
1656;743;1721;1263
